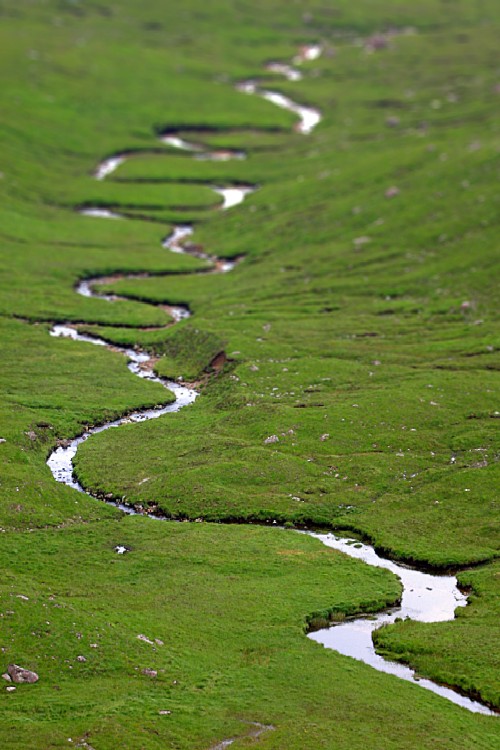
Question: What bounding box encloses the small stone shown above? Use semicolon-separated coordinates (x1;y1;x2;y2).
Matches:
385;186;400;198
7;664;39;684
385;115;400;127
364;34;388;52
2;673;11;682
6;686;16;692
141;668;158;678
76;656;86;663
154;638;164;646
264;435;279;444
137;634;154;645
159;710;171;715
353;236;371;248
320;434;330;441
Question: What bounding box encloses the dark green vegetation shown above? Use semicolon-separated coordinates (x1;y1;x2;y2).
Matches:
0;0;499;747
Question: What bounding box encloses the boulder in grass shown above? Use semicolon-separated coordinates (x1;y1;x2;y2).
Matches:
385;186;400;199
7;664;39;684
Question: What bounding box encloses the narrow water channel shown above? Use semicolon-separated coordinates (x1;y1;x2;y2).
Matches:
305;532;494;714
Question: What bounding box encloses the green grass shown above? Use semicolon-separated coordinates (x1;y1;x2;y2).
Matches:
0;0;499;746
0;519;496;750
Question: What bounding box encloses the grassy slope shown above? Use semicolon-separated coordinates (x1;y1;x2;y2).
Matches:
0;0;499;746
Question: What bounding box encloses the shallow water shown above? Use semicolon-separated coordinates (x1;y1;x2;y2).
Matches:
212;185;254;210
161;134;202;152
94;155;126;180
294;44;322;63
79;207;122;219
265;61;302;81
306;532;495;715
48;324;198;494
238;44;322;134
161;134;246;162
236;82;321;134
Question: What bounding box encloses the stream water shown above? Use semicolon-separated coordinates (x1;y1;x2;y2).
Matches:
46;45;496;718
305;533;494;714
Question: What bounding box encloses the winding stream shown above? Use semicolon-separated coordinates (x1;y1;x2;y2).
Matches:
46;46;496;718
306;533;494;714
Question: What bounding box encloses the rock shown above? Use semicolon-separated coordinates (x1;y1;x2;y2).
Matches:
2;673;11;682
385;115;400;127
159;710;171;715
385;186;400;198
141;668;157;678
7;664;39;684
353;236;371;249
76;656;87;663
137;634;154;645
364;34;389;52
320;434;330;441
6;686;16;692
264;435;279;444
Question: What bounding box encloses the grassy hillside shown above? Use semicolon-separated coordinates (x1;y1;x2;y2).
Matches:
0;0;499;747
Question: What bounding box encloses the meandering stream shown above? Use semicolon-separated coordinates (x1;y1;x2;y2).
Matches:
46;46;496;718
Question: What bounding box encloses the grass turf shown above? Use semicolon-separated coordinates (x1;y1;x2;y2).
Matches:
0;0;499;746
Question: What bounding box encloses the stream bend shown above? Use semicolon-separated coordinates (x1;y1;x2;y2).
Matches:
46;46;496;718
